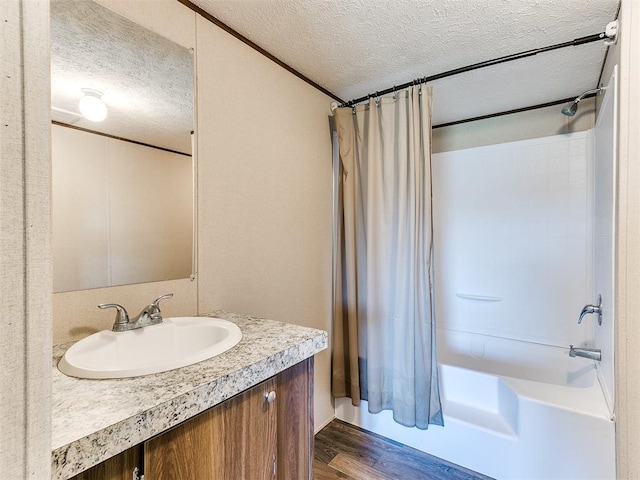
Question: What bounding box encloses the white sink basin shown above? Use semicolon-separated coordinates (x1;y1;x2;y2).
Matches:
58;317;242;379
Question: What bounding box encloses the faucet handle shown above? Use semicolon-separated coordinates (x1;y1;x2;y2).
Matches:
98;303;130;329
578;294;603;325
151;293;173;309
145;294;173;321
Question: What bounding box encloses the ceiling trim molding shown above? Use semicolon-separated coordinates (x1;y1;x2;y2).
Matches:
177;0;344;103
52;121;192;156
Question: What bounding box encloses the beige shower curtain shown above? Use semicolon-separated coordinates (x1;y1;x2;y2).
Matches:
332;86;443;429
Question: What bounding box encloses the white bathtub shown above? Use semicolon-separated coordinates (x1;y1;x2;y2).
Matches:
336;329;615;479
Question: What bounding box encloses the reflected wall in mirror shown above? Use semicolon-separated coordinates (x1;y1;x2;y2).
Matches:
50;0;195;293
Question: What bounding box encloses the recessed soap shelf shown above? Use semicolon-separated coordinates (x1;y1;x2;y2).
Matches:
456;293;502;302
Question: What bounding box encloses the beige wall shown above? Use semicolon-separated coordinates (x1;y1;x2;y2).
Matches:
433;97;595;153
52;125;193;292
195;15;334;430
52;278;197;344
611;0;640;477
1;0;51;478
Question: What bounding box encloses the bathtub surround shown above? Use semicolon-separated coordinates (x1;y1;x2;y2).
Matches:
337;334;614;479
332;87;443;429
336;130;616;478
433;132;593;348
593;69;617;417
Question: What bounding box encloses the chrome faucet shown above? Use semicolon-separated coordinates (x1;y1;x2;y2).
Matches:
99;293;173;332
578;294;603;325
569;345;602;362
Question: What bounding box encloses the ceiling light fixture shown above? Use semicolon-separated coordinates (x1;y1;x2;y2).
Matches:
78;88;107;122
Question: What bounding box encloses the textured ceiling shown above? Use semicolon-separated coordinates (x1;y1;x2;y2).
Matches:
191;0;619;124
51;0;619;146
50;0;194;154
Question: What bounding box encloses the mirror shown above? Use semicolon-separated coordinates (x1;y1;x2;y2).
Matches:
50;0;195;293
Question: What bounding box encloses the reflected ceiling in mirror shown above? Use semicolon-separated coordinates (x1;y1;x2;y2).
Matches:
50;0;194;154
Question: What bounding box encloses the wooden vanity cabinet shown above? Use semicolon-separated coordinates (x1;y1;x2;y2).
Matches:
69;358;313;480
146;357;314;479
275;358;314;479
67;448;141;480
145;375;278;479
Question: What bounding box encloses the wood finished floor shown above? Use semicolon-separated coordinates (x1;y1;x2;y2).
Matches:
314;419;495;480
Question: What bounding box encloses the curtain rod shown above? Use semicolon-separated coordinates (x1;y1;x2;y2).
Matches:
342;32;607;108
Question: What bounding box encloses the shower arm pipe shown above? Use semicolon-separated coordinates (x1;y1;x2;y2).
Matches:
573;87;604;103
340;32;607;108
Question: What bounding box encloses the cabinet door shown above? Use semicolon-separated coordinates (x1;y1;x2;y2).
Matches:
67;447;140;480
145;376;278;480
277;357;314;480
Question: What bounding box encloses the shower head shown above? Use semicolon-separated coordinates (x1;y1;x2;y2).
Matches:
561;101;579;117
561;87;604;117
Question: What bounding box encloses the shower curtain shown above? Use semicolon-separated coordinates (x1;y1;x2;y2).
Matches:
332;86;443;429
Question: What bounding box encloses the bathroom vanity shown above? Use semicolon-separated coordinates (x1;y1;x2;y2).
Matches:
51;312;327;480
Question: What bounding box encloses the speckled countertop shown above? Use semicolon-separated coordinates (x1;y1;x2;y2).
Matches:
51;311;328;480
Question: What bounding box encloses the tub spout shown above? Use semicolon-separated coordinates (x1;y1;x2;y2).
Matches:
569;345;602;362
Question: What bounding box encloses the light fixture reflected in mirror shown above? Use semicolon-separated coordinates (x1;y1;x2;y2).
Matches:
78;88;107;122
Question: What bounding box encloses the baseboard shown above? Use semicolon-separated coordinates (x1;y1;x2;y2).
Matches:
315;413;336;435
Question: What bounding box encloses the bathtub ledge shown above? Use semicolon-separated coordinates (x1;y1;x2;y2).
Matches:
443;400;516;437
501;375;611;419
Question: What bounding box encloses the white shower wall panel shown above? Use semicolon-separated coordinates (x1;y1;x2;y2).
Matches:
432;132;593;347
593;68;617;416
